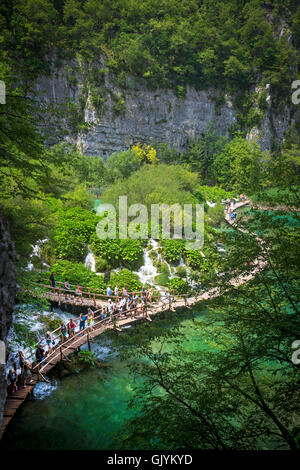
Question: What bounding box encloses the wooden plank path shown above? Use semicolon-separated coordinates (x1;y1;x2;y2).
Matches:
1;199;267;439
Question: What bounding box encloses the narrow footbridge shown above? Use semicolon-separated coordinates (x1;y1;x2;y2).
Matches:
1;199;266;438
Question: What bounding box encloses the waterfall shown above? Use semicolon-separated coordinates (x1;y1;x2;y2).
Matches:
135;241;158;285
178;256;185;266
26;238;49;271
84;247;96;272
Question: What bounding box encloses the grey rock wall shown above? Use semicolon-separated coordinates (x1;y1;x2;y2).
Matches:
37;62;297;159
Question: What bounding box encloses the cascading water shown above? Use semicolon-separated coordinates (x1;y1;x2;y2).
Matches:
26;238;49;271
206;200;217;207
84;247;96;272
135;241;158;285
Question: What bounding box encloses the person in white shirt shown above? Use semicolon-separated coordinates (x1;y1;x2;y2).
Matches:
119;296;127;315
107;298;115;315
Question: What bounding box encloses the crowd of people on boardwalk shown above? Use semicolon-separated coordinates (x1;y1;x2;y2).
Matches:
52;284;156;346
7;351;33;394
225;194;247;221
6;284;157;395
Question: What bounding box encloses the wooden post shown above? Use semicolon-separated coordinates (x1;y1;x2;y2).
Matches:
93;293;96;307
58;286;62;306
88;288;91;300
87;330;91;351
60;346;63;361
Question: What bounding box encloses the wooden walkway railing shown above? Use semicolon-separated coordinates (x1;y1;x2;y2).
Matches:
2;199;264;438
33;283;161;309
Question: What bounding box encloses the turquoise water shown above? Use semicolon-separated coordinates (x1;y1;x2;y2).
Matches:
1;310;212;450
1;360;137;450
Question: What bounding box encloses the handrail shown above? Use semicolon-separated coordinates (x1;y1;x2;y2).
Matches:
31;302;157;373
38;278;154;296
34;282;162;303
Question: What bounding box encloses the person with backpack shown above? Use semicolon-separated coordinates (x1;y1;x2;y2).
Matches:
60;321;67;342
8;368;18;393
35;344;45;364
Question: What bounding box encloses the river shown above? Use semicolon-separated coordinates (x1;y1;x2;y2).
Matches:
1;308;208;450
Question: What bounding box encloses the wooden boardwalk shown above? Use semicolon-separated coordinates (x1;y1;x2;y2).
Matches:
1;199;267;439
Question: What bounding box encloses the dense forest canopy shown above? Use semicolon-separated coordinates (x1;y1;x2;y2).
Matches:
1;0;300;91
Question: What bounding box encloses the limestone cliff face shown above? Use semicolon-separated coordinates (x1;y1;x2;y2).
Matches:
0;212;16;430
36;62;297;158
78;85;236;158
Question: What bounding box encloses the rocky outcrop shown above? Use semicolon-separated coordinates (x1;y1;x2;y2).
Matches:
36;61;298;158
0;212;17;431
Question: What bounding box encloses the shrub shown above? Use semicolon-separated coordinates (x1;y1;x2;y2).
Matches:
49;260;106;291
155;272;169;287
110;269;142;292
159;263;171;276
168;277;189;295
176;266;187;278
185;250;207;269
119;240;144;270
95;257;108;272
53;207;98;262
207;203;225;227
91;236;144;270
162;239;185;264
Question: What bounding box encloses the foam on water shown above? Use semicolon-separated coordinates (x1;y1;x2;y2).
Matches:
33;380;58;400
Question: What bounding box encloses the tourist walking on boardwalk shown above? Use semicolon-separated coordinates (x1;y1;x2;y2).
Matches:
107;285;113;298
128;293;134;314
49;272;56;293
142;285;147;298
76;283;82;296
68;318;77;337
45;331;53;352
114;284;119;302
87;307;94;331
35;344;45;364
64;278;70;299
79;312;87;331
8;368;18;393
147;286;153;302
22;360;33;388
122;285;128;298
107;298;115;316
60;321;67;342
101;305;107;320
132;292;139;316
119;296;127;315
141;294;149;319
